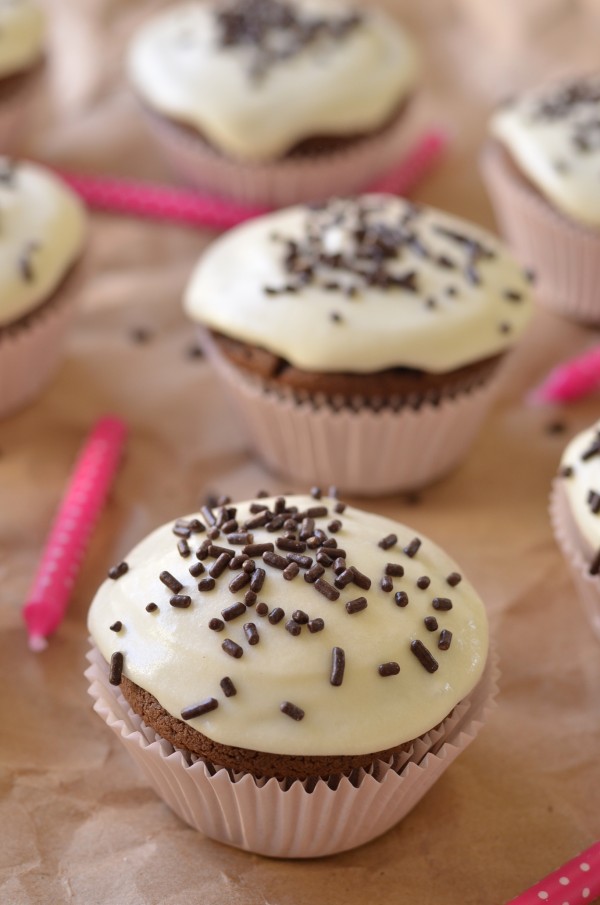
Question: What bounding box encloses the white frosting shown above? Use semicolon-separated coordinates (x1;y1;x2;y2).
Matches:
127;0;419;162
0;160;87;326
491;75;600;227
0;0;44;79
88;495;488;756
184;195;533;374
560;421;600;553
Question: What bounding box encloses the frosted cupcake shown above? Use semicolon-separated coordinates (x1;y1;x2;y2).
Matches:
551;421;600;640
482;74;600;323
184;194;533;494
126;0;419;206
0;159;87;418
0;0;44;150
86;493;495;857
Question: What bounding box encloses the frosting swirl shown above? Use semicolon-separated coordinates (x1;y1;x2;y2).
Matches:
127;0;419;162
88;494;488;756
0;160;87;327
491;74;600;227
184;195;533;374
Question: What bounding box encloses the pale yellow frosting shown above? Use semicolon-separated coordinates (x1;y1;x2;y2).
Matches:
184;195;533;374
0;0;44;79
491;75;600;228
127;0;419;162
88;495;488;756
560;421;600;553
0;160;87;327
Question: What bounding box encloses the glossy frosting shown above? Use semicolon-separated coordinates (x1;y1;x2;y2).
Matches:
184;195;533;374
127;0;419;162
491;75;600;227
88;495;489;756
560;421;600;553
0;160;87;327
0;0;44;79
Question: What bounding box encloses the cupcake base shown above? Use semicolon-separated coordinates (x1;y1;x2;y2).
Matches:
86;644;497;859
140;103;413;208
200;329;502;495
550;480;600;641
481;140;600;324
0;266;80;419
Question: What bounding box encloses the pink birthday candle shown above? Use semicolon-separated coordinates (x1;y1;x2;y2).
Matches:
506;841;600;905
529;345;600;405
46;129;448;231
23;416;127;652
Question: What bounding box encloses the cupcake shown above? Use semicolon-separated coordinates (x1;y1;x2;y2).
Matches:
126;0;419;206
0;158;87;418
0;0;44;150
183;194;533;494
87;492;495;857
551;421;600;640
482;74;600;324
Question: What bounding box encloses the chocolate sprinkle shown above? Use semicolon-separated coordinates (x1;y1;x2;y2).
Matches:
177;539;191;558
424;616;438;631
108;561;129;580
589;549;600;576
181;698;218;720
250;567;266;592
145;603;158;613
292;609;310;624
385;563;404;577
395;591;409;607
243;542;274;556
349;566;371;590
345;596;368;614
263;550;288;570
285;619;302;636
314;577;340;600
198;577;216;591
220;677;237;697
438;629;453;651
244;622;260;645
189;561;205;578
159;570;183;593
378;534;397;550
268;607;285;624
410;639;439;673
432;597;453;610
280;701;305;721
210;553;232;578
256;602;269;616
305;563;325;583
109;652;124;686
244;589;257;606
378;661;400;677
222;601;246;621
330;646;345;686
109;621;122;633
308;618;325;633
222;639;244;658
416;576;431;590
209;618;225;631
170;595;191;608
404;538;422;558
380;576;393;592
229;571;250;592
446;572;462;587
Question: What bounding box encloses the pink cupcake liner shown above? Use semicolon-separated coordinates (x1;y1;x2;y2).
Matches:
200;332;502;495
0;291;78;419
550;480;600;641
141;106;412;208
86;644;498;859
481;141;600;325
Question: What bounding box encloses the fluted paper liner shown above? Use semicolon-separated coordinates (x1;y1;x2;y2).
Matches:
86;645;497;859
200;331;501;495
550;480;600;641
142;107;410;208
481;141;600;324
0;292;78;419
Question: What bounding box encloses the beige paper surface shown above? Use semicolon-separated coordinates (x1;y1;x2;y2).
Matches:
1;1;599;902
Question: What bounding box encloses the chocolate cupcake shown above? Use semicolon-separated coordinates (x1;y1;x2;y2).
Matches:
87;493;495;857
482;74;600;323
551;420;600;640
126;0;419;206
0;159;87;417
184;194;533;494
0;0;44;150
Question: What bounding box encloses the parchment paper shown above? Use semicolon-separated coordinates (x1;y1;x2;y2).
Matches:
1;1;599;902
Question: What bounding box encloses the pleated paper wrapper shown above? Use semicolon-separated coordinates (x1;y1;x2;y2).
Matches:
550;480;600;641
86;645;498;859
0;292;78;419
481;141;600;325
141;106;411;208
200;331;501;495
